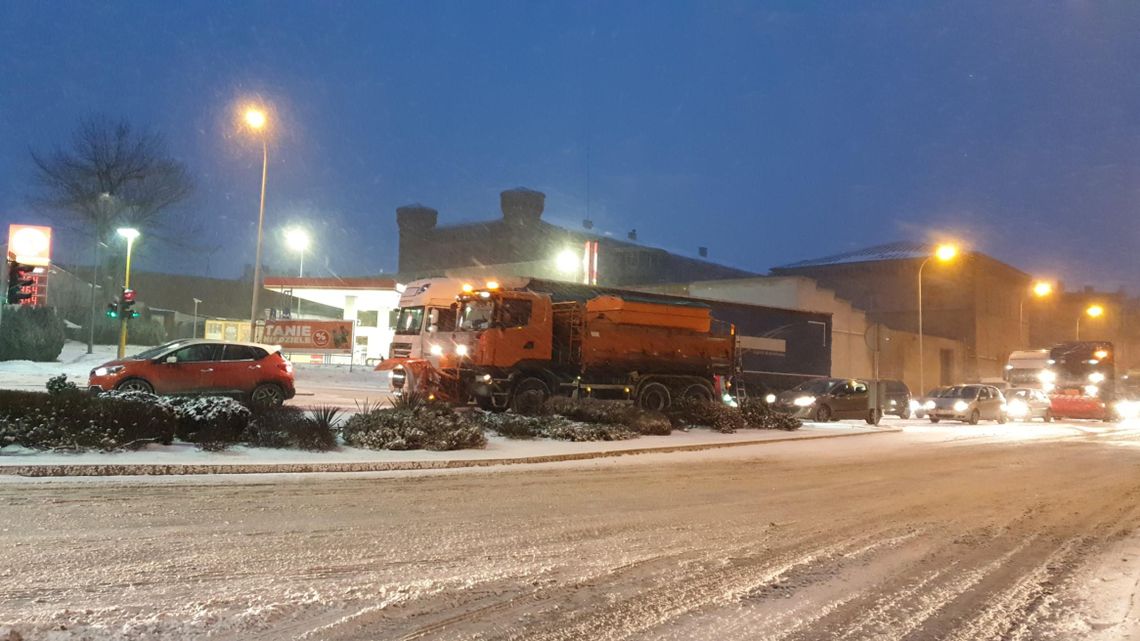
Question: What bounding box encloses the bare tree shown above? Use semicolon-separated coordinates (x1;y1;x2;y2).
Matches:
30;117;193;353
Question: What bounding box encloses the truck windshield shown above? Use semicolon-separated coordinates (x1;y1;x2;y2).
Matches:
459;300;495;331
395;306;425;335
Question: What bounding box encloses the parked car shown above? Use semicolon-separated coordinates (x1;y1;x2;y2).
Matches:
923;384;1007;425
773;377;881;424
88;339;295;407
882;379;913;419
1006;388;1053;422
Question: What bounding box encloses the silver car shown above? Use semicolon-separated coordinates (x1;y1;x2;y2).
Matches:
924;384;1008;425
1005;388;1053;422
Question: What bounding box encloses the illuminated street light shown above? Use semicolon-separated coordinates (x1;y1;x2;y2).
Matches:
1019;280;1054;346
284;228;310;277
918;243;960;394
555;249;580;275
116;228;139;359
1077;304;1105;340
241;104;271;337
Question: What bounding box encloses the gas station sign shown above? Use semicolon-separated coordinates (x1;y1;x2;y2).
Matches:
7;225;52;266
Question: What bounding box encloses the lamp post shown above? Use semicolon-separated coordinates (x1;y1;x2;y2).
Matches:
244;107;269;340
917;243;959;394
1019;280;1053;346
116;228;139;359
192;297;202;338
1077;304;1104;340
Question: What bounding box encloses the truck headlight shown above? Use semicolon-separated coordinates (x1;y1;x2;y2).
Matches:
429;344;443;356
793;395;816;407
455;344;468;357
1088;372;1105;383
1038;370;1056;384
953;400;969;412
1085;385;1099;397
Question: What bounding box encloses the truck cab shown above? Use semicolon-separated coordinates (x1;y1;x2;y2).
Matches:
384;278;467;365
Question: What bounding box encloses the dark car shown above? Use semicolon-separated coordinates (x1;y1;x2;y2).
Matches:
882;379;913;419
88;339;296;407
773;377;881;424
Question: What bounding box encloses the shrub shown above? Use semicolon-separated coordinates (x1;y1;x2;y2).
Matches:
0;390;176;451
342;403;485;451
739;398;802;431
45;374;80;396
163;396;252;445
0;306;66;362
246;405;339;451
670;397;747;433
472;411;638;442
541;396;671;435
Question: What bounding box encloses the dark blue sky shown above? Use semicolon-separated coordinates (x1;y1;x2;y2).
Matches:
2;2;1138;290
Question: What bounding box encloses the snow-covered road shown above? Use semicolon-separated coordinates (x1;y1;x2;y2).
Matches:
4;425;1140;640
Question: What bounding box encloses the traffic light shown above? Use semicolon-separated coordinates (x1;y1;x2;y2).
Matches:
5;261;34;304
121;288;140;318
106;301;119;319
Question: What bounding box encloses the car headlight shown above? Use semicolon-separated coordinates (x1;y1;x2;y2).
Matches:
1088;372;1105;383
1115;400;1140;419
923;400;936;410
793;395;816;407
954;400;969;412
1007;399;1028;417
429;344;443;356
765;393;777;404
455;344;468;357
93;365;123;377
909;399;921;411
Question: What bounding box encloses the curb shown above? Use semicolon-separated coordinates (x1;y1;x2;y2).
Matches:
0;428;899;477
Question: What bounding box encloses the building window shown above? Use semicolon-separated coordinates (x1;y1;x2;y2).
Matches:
357;310;379;327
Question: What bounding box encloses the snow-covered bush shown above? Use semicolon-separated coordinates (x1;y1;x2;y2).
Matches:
542;397;671;435
45;374;80;396
0;305;66;362
0;390;176;451
245;405;339;451
163;396;252;447
472;411;638;442
670;397;747;433
740;398;802;431
342;404;485;451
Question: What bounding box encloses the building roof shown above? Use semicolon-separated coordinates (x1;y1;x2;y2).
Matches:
263;277;399;290
774;241;935;269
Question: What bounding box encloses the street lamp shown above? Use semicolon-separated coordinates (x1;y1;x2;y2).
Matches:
918;242;959;393
1077;304;1105;340
243;106;270;339
284;228;310;277
192;298;202;338
1019;280;1053;346
116;227;140;359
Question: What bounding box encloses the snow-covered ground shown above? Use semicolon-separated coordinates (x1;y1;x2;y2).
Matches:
3;425;1140;640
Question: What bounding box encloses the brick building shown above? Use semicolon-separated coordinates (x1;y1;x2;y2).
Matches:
772;242;1030;383
396;188;755;287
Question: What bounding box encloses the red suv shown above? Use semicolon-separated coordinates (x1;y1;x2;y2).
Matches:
88;339;296;407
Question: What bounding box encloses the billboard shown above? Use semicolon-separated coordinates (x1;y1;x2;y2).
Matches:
7;225;52;266
261;320;353;353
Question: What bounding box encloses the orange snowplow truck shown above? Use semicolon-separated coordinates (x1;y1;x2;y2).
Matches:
391;285;736;412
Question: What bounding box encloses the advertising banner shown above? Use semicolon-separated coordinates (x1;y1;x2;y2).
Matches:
261;320;353;353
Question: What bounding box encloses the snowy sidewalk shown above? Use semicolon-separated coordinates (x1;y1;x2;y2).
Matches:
0;423;896;477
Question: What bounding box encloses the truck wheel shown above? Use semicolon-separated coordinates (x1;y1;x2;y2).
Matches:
510;377;549;415
637;382;672;412
475;395;502;412
680;383;714;403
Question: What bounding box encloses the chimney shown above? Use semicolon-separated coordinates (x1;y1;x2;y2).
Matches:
396;204;438;233
582;219;594;230
628;229;637;241
698;246;708;258
500;188;545;225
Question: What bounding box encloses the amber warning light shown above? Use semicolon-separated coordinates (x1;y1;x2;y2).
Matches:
7;225;52;267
